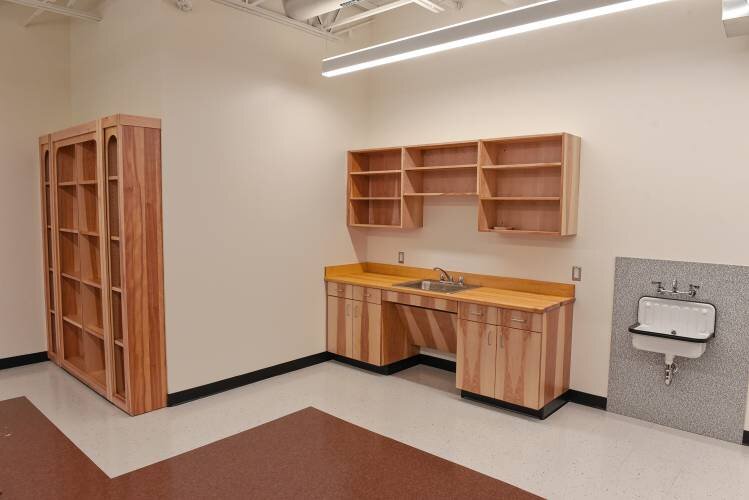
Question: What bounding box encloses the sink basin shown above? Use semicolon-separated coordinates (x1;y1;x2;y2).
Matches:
629;296;716;361
395;280;479;294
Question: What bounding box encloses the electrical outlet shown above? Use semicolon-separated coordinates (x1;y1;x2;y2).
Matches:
572;266;582;282
398;251;405;264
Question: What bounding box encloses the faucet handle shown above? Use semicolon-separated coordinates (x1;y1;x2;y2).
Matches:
689;284;701;297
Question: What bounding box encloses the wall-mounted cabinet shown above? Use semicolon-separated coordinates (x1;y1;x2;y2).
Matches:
39;114;166;416
478;134;580;236
346;133;580;236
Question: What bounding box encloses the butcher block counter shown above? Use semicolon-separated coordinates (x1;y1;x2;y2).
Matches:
325;262;574;313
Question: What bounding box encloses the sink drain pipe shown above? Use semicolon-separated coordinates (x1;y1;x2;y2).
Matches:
664;354;678;386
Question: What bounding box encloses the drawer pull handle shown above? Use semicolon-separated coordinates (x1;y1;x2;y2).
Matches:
511;318;527;323
470;312;484;316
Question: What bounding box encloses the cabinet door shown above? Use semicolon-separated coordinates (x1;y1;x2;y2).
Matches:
495;327;542;409
353;301;382;365
456;319;497;397
327;296;353;357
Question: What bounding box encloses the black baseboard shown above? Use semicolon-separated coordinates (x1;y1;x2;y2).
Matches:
167;352;333;406
0;351;48;371
461;390;567;420
418;354;456;373
331;354;422;375
167;351;454;408
332;353;456;375
743;431;749;446
564;389;608;410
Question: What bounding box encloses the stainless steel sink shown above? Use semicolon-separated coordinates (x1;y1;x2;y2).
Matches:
394;280;479;294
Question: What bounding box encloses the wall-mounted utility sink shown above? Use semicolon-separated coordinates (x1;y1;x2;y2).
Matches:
628;296;716;384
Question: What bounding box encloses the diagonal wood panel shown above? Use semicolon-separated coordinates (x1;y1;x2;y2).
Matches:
395;304;457;354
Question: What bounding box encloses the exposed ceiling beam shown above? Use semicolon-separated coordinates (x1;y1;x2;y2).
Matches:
331;0;443;30
413;0;445;14
332;18;374;36
3;0;100;22
209;0;339;40
23;0;78;27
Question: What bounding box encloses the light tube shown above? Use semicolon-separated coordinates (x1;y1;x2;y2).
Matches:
322;0;672;77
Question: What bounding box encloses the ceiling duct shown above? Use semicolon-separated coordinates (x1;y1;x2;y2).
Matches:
723;0;749;37
282;0;361;21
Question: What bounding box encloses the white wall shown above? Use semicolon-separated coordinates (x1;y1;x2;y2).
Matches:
358;0;749;422
69;0;368;392
0;4;71;358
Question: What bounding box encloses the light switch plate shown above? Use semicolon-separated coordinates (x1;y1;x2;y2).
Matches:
572;266;582;281
398;251;405;264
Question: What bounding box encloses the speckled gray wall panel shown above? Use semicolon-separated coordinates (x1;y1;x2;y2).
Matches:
607;257;749;443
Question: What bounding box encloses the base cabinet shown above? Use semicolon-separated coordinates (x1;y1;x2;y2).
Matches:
353;301;381;365
327;295;381;364
457;320;546;410
496;327;542;409
327;296;353;357
324;268;575;418
456;320;497;398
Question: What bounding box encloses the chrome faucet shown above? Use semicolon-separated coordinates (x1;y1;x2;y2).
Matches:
433;267;454;283
652;280;701;298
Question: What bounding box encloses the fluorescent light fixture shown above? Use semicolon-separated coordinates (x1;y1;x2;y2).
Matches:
322;0;671;77
723;0;749;37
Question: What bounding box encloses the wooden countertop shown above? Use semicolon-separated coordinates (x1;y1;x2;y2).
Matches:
325;264;575;313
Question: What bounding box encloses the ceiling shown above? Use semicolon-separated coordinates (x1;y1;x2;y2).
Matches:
7;0;537;40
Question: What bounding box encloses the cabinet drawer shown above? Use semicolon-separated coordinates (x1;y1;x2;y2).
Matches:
353;286;381;304
327;282;353;299
458;302;498;325
498;309;543;333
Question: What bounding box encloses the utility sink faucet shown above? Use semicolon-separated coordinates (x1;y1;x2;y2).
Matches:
433;267;454;283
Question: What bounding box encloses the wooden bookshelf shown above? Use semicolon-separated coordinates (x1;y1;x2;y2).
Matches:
38;136;58;362
478;134;580;236
39;114;166;416
346;134;580;236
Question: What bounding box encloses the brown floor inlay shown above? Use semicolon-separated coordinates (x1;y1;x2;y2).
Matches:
1;397;541;499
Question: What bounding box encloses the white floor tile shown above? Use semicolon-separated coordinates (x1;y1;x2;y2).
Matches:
2;360;748;499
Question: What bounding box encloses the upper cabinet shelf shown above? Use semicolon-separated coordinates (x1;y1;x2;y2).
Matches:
349;148;402;173
346;133;580;236
349;170;401;176
403;142;478;199
482;162;562;170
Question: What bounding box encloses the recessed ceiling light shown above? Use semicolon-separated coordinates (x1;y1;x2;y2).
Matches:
322;0;672;77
